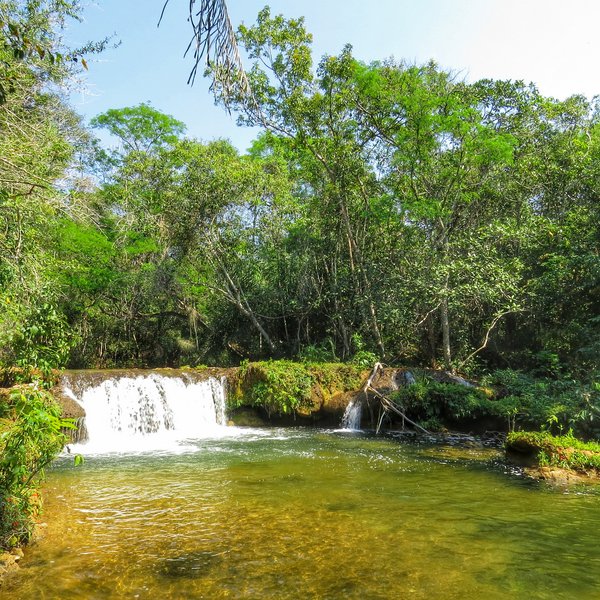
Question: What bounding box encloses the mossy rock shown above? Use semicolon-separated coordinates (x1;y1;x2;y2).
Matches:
506;431;600;475
227;407;269;427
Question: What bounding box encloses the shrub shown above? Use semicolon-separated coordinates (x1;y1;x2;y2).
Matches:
231;360;364;418
0;384;74;549
482;369;600;436
392;380;492;424
506;430;600;472
233;360;315;417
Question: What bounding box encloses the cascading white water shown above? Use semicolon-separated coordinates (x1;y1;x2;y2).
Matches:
64;373;229;453
341;398;362;430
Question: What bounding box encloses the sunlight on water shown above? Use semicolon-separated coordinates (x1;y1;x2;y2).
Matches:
4;430;600;600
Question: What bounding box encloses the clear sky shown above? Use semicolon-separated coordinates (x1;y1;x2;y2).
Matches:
67;0;600;151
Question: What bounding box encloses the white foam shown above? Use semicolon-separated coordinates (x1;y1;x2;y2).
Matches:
65;374;231;454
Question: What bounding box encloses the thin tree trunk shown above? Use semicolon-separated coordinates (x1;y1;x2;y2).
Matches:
440;295;452;371
209;249;277;353
339;195;385;357
426;312;437;367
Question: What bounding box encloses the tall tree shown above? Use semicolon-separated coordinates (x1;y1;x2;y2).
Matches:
0;0;101;369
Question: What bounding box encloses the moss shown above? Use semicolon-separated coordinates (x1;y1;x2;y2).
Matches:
228;361;364;419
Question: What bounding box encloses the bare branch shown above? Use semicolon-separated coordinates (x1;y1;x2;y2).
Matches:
456;309;524;371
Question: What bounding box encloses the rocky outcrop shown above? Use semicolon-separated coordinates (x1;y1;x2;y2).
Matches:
49;364;475;430
524;466;600;485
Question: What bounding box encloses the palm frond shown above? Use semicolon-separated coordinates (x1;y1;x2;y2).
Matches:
160;0;251;105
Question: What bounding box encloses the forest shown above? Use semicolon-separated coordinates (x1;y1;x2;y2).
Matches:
2;3;599;382
1;0;600;569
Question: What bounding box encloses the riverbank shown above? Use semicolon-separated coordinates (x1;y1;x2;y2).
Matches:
506;430;600;484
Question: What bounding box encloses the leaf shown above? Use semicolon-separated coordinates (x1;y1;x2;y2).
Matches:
81;58;88;71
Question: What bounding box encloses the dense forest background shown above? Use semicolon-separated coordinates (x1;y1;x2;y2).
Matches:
2;2;599;381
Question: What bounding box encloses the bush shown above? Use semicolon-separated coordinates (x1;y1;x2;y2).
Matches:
297;340;337;363
0;384;74;549
4;303;72;377
482;369;600;436
506;430;600;472
233;360;315;417
391;380;497;428
231;360;364;418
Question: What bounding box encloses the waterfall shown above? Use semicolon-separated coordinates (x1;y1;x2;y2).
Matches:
341;398;362;430
62;372;229;452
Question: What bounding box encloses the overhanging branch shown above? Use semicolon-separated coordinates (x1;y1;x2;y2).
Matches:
159;0;251;105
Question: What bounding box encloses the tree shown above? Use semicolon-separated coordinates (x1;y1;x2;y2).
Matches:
158;138;295;356
0;0;100;370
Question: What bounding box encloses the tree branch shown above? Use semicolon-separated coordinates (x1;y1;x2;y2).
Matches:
456;309;524;371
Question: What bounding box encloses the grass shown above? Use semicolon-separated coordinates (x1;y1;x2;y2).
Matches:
506;430;600;472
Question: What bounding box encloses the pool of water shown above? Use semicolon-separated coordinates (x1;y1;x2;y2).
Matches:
3;429;600;599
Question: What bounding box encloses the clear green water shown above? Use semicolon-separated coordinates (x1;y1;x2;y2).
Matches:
3;429;600;599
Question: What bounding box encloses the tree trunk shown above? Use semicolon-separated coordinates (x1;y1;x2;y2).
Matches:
440;296;452;371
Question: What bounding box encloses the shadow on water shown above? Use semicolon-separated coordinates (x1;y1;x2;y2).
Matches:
158;551;223;580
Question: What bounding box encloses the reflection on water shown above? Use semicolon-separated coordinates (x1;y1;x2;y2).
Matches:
3;429;600;599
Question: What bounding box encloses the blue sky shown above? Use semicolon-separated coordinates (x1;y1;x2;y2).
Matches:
67;0;600;151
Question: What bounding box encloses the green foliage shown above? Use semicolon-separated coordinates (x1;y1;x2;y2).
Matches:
90;103;186;154
349;334;379;368
391;380;496;429
235;360;315;417
305;362;364;395
482;369;600;436
0;384;73;548
506;430;600;472
231;360;363;418
298;340;337;363
1;3;600;444
3;302;72;377
388;369;600;434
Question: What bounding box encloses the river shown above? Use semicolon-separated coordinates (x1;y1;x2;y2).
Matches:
3;428;599;599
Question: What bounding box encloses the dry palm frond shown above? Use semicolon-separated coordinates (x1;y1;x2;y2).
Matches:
160;0;251;105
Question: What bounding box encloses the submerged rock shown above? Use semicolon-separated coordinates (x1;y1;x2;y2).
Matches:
159;551;222;580
525;466;600;486
0;551;22;583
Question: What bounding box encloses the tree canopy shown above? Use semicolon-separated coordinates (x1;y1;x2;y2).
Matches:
0;3;598;384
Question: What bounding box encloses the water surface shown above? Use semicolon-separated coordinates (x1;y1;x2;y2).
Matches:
4;429;599;599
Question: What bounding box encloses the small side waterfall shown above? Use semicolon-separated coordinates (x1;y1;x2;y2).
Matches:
341;398;362;430
62;372;228;452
